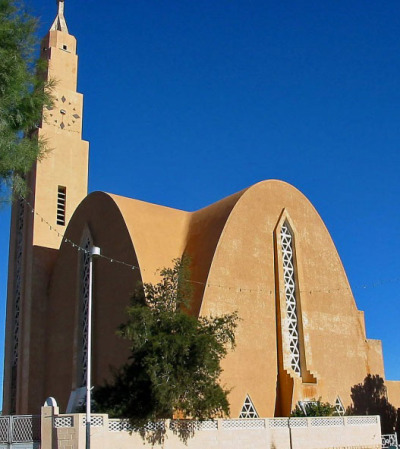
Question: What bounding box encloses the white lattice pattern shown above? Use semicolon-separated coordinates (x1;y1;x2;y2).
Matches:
79;238;91;387
109;419;132;432
281;223;301;375
382;433;398;449
347;416;378;425
222;419;265;430
289;418;308;428
54;416;73;428
142;421;165;432
82;416;104;427
108;419;164;433
334;396;345;416
169;420;217;432
310;417;344;427
239;395;259;418
268;418;289;428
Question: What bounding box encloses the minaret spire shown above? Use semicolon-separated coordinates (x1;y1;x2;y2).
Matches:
50;0;69;33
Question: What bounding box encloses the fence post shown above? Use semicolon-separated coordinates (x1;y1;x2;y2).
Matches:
41;405;59;449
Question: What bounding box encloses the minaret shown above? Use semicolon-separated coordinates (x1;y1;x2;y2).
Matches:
3;0;89;414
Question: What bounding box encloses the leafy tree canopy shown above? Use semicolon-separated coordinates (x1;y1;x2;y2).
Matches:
0;0;53;199
347;374;397;434
94;257;239;428
291;398;335;417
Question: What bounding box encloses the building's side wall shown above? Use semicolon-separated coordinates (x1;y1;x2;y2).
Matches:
365;339;385;378
45;194;141;411
184;190;246;316
198;180;386;417
109;193;190;284
4;25;89;415
44;192;191;412
386;381;400;409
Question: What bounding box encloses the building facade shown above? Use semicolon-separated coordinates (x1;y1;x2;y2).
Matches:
3;1;400;417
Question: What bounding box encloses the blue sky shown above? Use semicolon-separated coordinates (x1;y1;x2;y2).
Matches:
0;0;399;402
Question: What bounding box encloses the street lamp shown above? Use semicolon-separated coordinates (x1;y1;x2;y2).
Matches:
86;245;101;449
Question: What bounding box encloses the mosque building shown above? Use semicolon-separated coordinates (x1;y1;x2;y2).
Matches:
3;1;400;416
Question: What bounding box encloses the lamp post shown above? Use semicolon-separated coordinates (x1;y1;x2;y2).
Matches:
86;245;101;449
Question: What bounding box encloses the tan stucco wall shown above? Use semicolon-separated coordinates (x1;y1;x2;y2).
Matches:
3;26;90;414
6;1;398;420
198;180;378;416
36;181;398;415
45;193;141;410
109;193;190;284
386;381;400;409
45;192;190;410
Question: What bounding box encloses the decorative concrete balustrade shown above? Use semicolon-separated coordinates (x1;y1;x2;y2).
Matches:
40;406;383;449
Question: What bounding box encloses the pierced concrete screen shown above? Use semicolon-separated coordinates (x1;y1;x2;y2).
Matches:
79;237;91;387
281;222;301;376
239;395;259;418
335;396;345;416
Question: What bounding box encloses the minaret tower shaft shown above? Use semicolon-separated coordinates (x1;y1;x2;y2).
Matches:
3;1;89;414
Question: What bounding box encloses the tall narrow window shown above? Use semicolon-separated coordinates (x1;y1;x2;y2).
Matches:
78;237;91;387
281;222;301;376
335;396;345;415
10;198;25;413
57;186;66;226
239;395;259;418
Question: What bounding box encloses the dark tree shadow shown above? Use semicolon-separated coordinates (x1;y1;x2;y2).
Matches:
346;374;397;434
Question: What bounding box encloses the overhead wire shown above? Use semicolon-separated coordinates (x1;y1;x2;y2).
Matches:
18;197;400;296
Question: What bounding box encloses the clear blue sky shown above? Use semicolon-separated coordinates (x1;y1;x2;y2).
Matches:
0;0;399;402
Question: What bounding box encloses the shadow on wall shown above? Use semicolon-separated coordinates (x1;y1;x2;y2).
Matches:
347;374;399;435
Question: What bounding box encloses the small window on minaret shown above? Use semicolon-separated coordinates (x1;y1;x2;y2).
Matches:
62;44;68;50
57;186;66;226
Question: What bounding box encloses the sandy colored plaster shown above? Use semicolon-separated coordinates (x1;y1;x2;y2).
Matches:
386;381;400;408
109;193;190;283
198;180;382;416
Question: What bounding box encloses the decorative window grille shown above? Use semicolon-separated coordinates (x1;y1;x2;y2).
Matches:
54;416;73;428
268;418;289;428
280;222;301;376
82;416;103;427
310;416;344;427
109;419;132;432
334;396;345;416
289;418;308;428
56;186;66;226
382;434;398;449
347;416;378;425
169;420;218;432
11;198;25;413
222;419;265;429
239;395;259;418
297;400;317;416
78;237;91;387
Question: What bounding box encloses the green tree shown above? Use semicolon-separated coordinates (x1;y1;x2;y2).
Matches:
291;398;335;417
94;257;239;429
0;0;53;199
347;374;397;434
